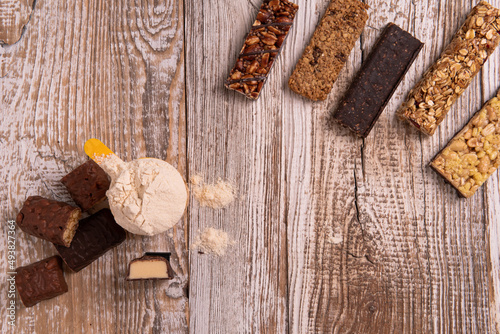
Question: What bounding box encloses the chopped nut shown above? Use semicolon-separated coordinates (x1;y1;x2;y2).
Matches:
225;0;299;100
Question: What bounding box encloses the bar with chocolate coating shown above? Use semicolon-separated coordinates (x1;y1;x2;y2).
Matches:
16;196;81;247
61;160;110;211
225;0;299;100
54;209;126;272
398;1;500;135
15;256;68;307
332;23;423;137
127;254;174;281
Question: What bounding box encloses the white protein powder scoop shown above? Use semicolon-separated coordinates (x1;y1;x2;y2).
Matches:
85;139;188;236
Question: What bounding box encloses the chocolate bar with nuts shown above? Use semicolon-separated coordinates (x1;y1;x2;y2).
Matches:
54;209;126;272
15;256;68;307
61;160;110;212
430;91;500;198
225;0;299;99
288;0;369;101
126;254;175;281
16;196;81;247
398;1;500;135
332;23;423;137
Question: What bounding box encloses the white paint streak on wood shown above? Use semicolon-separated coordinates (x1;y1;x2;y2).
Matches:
483;11;500;332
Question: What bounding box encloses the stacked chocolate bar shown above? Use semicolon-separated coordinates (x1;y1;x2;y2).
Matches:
15;160;126;307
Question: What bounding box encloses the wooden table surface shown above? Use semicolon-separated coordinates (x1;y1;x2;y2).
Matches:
1;0;499;333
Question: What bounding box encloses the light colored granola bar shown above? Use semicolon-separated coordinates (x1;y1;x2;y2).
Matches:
430;91;500;197
398;1;500;135
288;0;369;101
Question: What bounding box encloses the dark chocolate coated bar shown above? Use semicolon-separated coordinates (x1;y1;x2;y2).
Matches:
54;209;126;272
15;256;68;307
61;160;110;211
16;196;81;247
225;0;299;99
333;23;423;137
126;254;175;281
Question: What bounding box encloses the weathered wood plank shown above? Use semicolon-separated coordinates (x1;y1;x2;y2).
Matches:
185;0;290;332
0;0;188;333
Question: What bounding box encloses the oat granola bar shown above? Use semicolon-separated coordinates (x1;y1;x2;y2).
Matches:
288;0;369;101
332;23;423;137
430;91;500;197
225;0;299;100
398;1;500;135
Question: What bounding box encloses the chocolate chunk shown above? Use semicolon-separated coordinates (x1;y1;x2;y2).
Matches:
288;0;369;101
225;0;299;100
16;196;81;247
15;256;68;307
332;23;423;137
54;209;126;272
61;160;110;211
127;254;174;281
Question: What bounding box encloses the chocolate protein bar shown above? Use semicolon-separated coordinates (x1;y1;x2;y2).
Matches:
54;209;126;272
61;160;110;211
332;23;423;137
288;0;369;101
398;1;500;135
16;196;81;247
15;256;68;307
225;0;299;100
126;254;174;281
430;90;500;197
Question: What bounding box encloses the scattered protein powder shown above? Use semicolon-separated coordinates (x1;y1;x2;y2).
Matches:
191;228;234;256
190;175;236;209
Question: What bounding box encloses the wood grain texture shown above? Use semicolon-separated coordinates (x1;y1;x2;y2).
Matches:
0;0;188;333
0;0;34;45
286;0;500;333
1;0;499;332
185;0;289;332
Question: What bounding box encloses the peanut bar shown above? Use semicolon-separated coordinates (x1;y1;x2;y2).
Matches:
430;91;500;197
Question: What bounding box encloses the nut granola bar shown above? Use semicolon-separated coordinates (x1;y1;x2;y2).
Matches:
225;0;299;100
398;1;500;135
288;0;369;101
430;91;500;197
